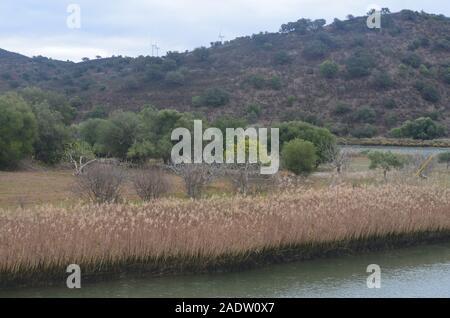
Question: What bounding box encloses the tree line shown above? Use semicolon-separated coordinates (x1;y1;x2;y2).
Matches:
0;88;337;175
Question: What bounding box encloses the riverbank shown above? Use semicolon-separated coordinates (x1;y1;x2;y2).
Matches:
3;230;450;289
338;137;450;148
4;240;450;298
2;183;450;288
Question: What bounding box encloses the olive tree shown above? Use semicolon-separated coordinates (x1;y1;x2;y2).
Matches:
368;151;405;180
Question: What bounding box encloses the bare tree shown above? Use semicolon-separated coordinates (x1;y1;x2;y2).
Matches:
324;144;351;174
65;142;97;176
73;164;125;203
168;163;221;199
132;167;170;201
225;163;261;195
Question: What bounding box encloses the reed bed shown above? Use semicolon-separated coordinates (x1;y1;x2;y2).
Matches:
1;184;450;286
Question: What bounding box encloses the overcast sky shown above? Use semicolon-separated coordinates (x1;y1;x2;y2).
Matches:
0;0;449;62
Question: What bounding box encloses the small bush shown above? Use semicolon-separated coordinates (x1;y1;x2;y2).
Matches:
247;75;266;89
414;81;440;103
247;75;282;90
273;51;292;65
350;125;377;138
345;51;375;78
132;167;170;201
303;40;329;60
319;60;339;78
245;104;262;123
433;39;450;52
165;71;185;86
193;88;230;107
402;53;422;69
371;71;394;90
353;106;376;123
269;76;282;90
382;98;397;109
73;164;125;203
334;102;352;115
282;139;317;175
286;96;297;107
368;151;405;180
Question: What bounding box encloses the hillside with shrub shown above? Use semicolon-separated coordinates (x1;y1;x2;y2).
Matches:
0;9;450;139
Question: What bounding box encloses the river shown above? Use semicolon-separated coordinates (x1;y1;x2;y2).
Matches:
1;242;450;298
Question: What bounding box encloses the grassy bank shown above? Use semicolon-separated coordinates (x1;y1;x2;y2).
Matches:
1;183;450;288
338;137;450;148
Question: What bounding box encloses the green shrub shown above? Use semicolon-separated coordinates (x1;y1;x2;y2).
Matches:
303;40;329;60
414;81;440;103
368;151;405;180
286;96;297;107
164;71;185;86
31;102;71;165
247;75;266;89
419;64;432;77
345;50;375;78
402;52;422;68
384;113;399;128
193;88;230;108
246;75;282;90
282;139;317;175
333;102;352;115
193;47;210;62
433;39;450;52
269;76;282;90
371;71;394;90
0;93;37;169
144;64;164;81
390;117;446;140
276;121;336;164
273;51;292;65
192;96;203;107
350;124;377;138
381;98;397;109
319;60;339;78
245;104;262;123
353;106;376;123
86;105;108;119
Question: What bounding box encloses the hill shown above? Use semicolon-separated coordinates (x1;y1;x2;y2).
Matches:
0;9;449;137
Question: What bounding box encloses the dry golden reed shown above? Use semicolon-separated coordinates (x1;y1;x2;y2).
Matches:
1;184;450;281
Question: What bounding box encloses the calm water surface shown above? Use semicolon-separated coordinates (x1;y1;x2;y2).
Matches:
1;242;450;298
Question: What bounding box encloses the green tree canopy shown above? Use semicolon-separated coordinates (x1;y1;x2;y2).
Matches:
31;102;71;164
368;151;405;180
275;121;336;165
95;111;140;159
390;117;446;140
282;139;317;175
20;87;76;124
0;93;37;169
